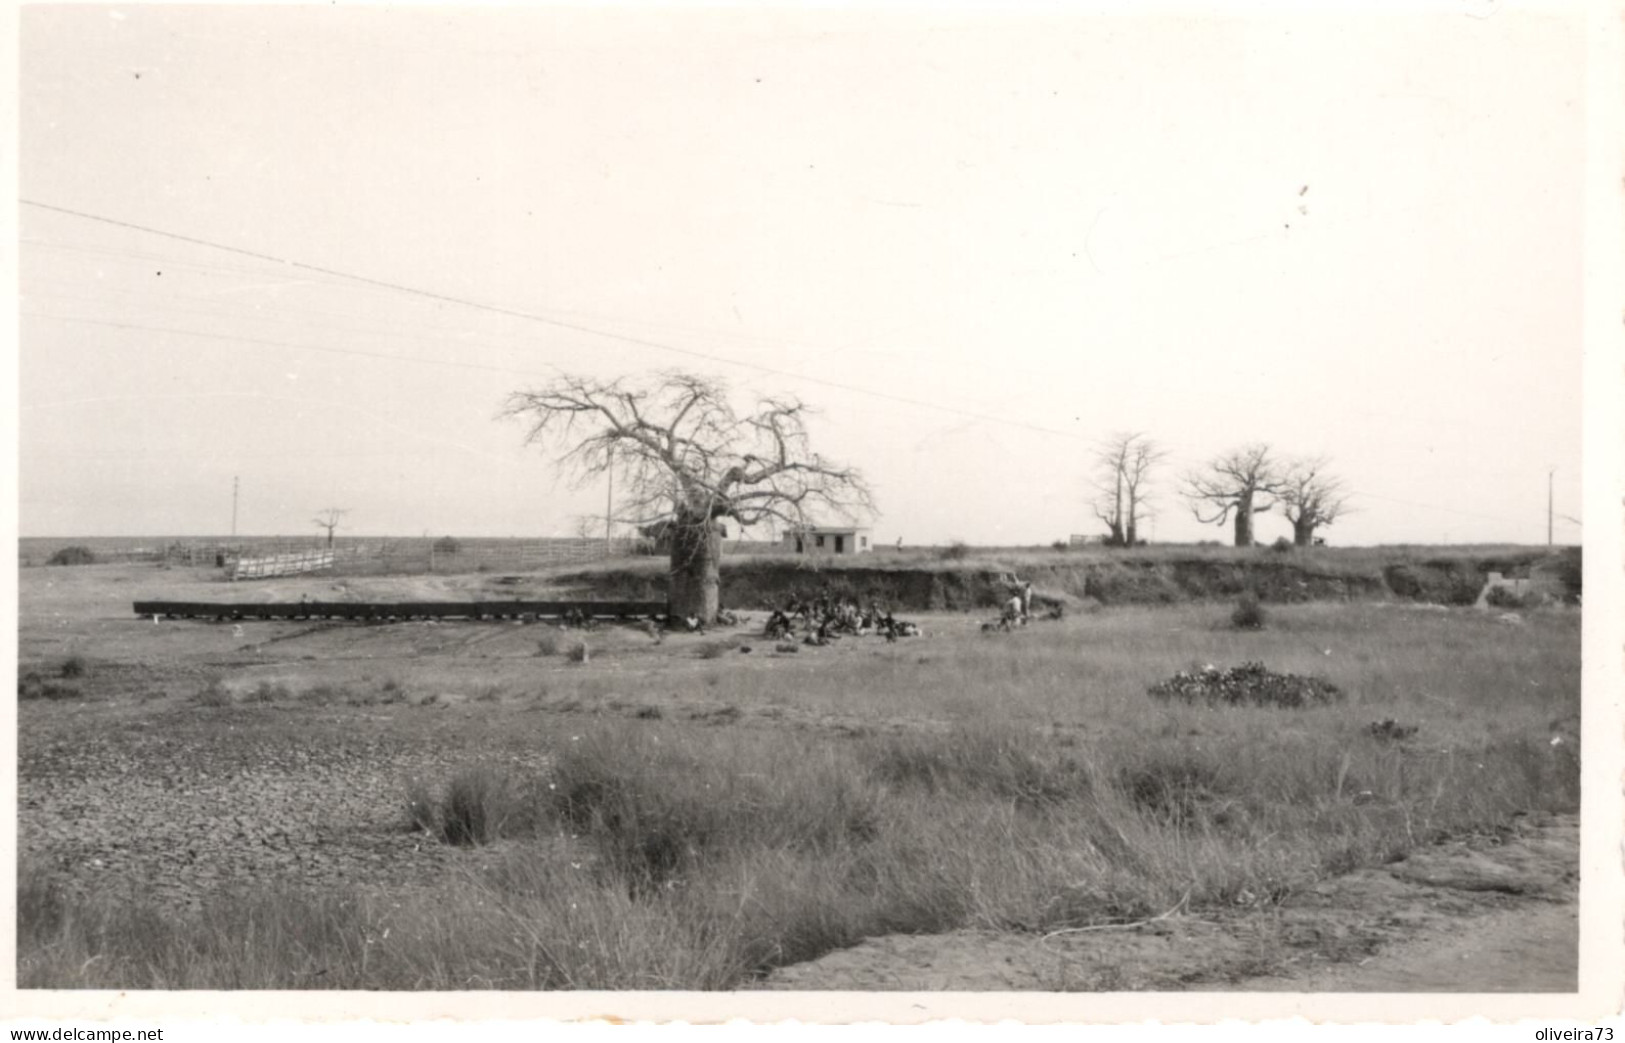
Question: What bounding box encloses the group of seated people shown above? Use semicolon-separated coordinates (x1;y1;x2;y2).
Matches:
763;595;920;644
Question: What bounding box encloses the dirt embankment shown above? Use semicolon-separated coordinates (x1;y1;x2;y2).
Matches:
559;548;1581;613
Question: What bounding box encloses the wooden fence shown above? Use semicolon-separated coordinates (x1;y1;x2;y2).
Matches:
233;549;337;580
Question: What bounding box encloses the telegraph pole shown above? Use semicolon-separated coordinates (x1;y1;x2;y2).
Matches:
231;476;239;538
1547;468;1555;548
605;462;614;554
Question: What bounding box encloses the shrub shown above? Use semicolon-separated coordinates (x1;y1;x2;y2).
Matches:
47;546;96;566
433;536;461;555
535;632;563;657
938;541;971;561
18;671;83;701
568;640;591;664
1051;539;1069;552
1230;593;1268;630
1147;661;1344;709
59;655;87;679
1270;536;1294;553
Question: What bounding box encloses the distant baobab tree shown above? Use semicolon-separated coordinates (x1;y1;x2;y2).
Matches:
1091;432;1166;547
1279;457;1351;547
313;508;348;548
1182;443;1284;547
500;371;874;623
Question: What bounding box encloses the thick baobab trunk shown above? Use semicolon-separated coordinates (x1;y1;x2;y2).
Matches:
668;515;723;623
1233;494;1256;547
1293;518;1316;547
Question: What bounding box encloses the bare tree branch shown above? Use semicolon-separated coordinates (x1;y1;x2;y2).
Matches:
1279;456;1351;545
499;372;876;619
1091;432;1167;545
1181;444;1284;546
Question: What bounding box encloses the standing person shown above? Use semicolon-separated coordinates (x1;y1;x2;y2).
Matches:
1021;581;1033;621
1001;591;1024;629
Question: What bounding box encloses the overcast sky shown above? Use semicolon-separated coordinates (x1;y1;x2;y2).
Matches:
17;3;1588;546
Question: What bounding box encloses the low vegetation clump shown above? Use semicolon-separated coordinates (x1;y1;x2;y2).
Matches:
1147;661;1344;708
191;678;234;707
1230;593;1268;629
18;671;83;702
59;655;88;679
1366;718;1419;742
46;545;97;566
408;767;546;846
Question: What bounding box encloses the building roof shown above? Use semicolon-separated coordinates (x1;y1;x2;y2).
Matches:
788;524;871;534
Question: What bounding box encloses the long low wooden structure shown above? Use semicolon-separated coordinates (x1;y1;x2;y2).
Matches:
132;599;669;622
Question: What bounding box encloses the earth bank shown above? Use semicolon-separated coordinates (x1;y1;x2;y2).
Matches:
559;547;1580;612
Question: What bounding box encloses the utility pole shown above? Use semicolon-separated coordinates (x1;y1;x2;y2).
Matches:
605;461;614;554
1547;468;1555;548
231;476;239;539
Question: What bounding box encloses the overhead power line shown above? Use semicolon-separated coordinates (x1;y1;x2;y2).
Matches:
21;198;1088;441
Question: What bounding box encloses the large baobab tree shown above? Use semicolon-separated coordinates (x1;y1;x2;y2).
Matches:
1092;432;1166;546
1279;456;1351;546
1182;443;1284;547
500;372;874;623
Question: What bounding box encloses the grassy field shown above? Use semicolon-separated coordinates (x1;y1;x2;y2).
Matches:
16;564;1580;990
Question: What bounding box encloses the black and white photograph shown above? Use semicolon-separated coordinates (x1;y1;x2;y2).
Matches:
8;0;1622;1031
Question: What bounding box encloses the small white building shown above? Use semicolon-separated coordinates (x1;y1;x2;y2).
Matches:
783;525;873;555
